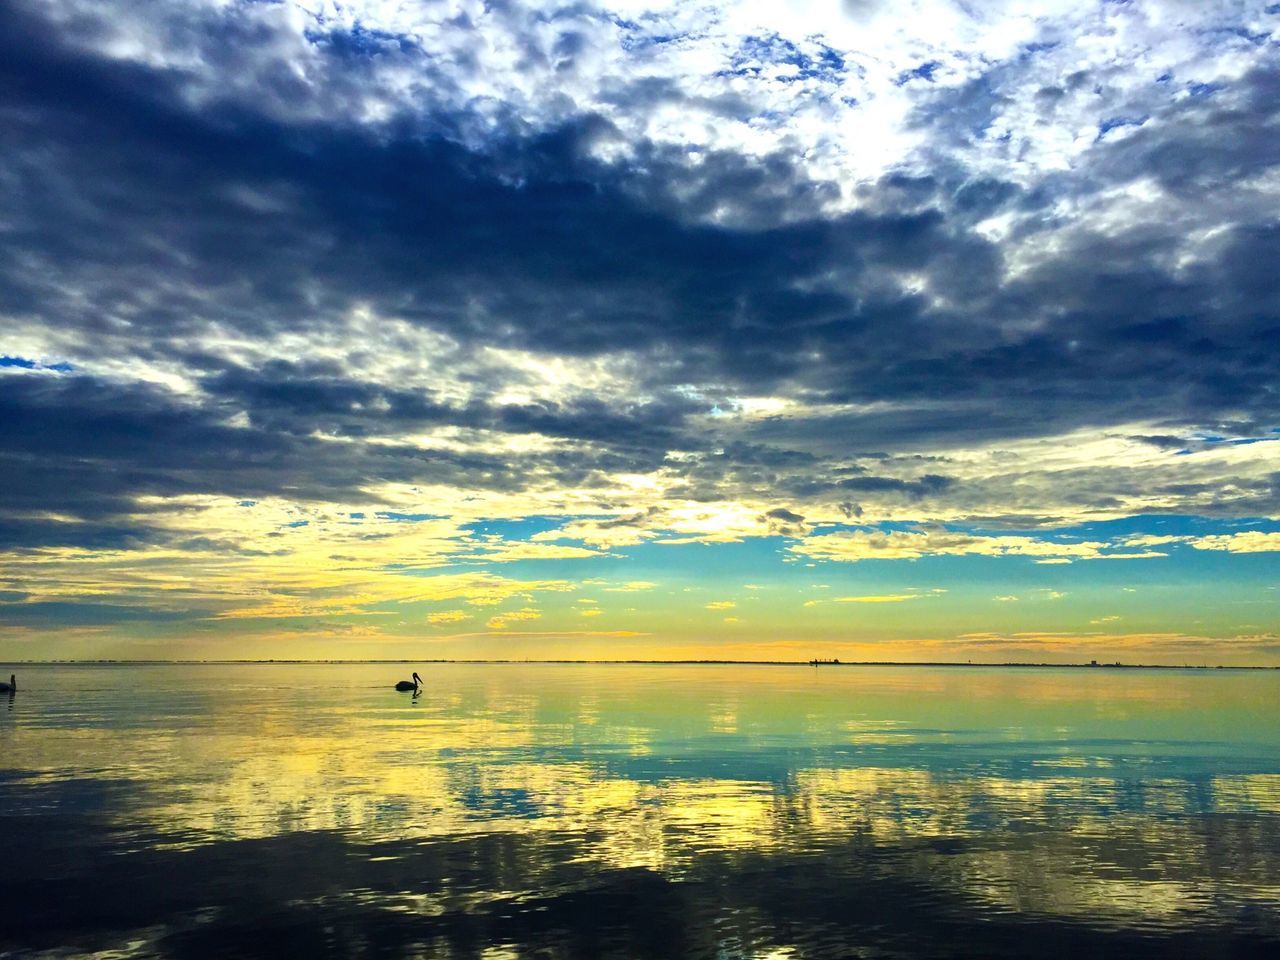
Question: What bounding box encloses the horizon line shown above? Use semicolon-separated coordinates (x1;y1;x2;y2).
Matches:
3;658;1277;670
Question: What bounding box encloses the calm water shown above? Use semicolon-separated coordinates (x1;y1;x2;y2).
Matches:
1;663;1277;959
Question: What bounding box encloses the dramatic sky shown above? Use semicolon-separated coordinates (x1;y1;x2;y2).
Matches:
2;0;1278;663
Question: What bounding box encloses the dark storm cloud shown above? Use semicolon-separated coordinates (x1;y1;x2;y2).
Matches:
200;360;700;450
1130;435;1191;451
763;508;805;524
0;0;985;380
1;1;1278;547
0;373;665;548
759;507;807;536
782;472;956;502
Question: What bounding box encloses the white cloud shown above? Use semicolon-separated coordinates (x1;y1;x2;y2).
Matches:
831;593;922;604
1122;531;1280;554
487;607;542;630
1185;532;1280;554
791;528;1116;563
45;0;1274;206
427;610;471;624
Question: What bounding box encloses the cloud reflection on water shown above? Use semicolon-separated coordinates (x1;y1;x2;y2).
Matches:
1;664;1277;957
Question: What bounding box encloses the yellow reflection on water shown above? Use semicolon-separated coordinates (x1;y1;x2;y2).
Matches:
1213;773;1280;813
4;662;1278;934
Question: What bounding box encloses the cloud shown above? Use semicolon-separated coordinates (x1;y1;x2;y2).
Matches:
474;541;604;562
427;610;471;625
1118;530;1280;554
532;516;657;549
805;591;929;606
1123;535;1187;547
790;528;1118;563
759;506;808;536
0;0;1276;655
1185;532;1280;554
486;608;542;630
833;594;923;603
432;630;649;640
2;21;1275;555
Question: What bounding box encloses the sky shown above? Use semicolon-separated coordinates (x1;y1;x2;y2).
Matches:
1;0;1278;664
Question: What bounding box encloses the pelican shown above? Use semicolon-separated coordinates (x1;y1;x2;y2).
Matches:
0;674;14;693
395;672;422;692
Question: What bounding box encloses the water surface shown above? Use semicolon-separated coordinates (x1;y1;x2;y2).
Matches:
2;663;1277;958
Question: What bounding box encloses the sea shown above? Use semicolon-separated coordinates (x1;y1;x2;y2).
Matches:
1;662;1277;959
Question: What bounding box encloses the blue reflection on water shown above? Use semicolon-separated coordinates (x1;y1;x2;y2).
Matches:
1;663;1278;958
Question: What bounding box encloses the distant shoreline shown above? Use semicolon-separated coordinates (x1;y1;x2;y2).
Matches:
4;658;1277;670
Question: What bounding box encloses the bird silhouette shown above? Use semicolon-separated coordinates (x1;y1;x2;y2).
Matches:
395;671;422;692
